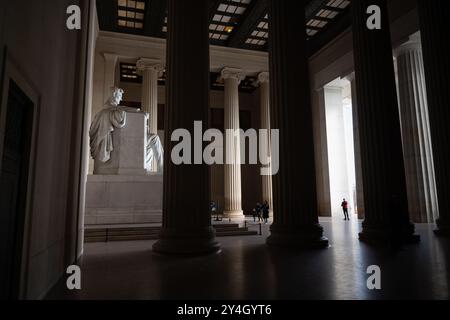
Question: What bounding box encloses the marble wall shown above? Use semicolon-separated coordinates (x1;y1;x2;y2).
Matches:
0;0;89;299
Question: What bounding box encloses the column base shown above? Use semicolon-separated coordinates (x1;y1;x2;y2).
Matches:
152;227;221;256
359;222;420;245
434;218;450;237
266;224;329;249
223;210;245;220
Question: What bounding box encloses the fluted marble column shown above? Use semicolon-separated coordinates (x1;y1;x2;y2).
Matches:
137;58;163;173
346;73;365;219
258;72;273;216
266;0;328;248
221;68;245;219
102;53;118;105
352;0;419;244
418;0;450;236
152;0;220;255
395;34;439;224
136;58;163;135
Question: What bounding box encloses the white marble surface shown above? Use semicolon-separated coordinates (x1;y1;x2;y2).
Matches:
85;174;163;225
94;112;148;175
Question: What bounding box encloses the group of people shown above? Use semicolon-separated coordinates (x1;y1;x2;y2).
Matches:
252;199;351;222
253;201;270;224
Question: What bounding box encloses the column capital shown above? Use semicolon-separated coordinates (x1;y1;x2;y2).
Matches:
394;33;422;58
219;67;246;84
344;72;356;82
103;52;118;64
136;58;165;76
257;71;270;84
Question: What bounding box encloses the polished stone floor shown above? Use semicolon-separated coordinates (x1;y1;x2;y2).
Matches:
47;217;450;300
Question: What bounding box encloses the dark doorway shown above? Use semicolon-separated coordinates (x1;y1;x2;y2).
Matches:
0;79;34;299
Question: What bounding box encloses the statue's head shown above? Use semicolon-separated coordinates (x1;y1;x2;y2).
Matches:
109;87;124;106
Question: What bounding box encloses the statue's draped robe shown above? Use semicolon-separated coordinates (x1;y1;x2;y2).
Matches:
89;106;126;163
90;105;164;172
146;133;164;172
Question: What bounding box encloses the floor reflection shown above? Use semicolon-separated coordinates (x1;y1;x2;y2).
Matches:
47;218;450;300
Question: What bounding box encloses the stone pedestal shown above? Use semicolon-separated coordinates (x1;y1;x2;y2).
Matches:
85;174;163;225
94;112;147;175
352;0;419;244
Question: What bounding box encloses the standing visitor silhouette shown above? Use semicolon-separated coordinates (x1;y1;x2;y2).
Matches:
341;199;350;221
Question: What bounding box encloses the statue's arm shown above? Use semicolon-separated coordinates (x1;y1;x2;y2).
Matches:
118;106;142;113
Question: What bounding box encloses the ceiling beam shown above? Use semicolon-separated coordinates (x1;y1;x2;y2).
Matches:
305;0;326;20
209;0;223;21
228;0;332;49
307;6;351;57
96;0;117;31
145;0;167;37
96;0;351;55
227;0;268;48
324;5;345;13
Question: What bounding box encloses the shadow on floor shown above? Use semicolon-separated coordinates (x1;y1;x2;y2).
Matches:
46;218;450;300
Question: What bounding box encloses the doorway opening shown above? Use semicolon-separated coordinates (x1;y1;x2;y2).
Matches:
0;79;34;299
324;78;357;219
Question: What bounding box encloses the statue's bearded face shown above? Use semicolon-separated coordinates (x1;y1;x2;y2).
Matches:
112;90;123;105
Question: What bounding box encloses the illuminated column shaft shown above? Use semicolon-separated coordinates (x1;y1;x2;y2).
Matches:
395;34;439;223
222;68;245;219
137;58;163;172
259;72;273;216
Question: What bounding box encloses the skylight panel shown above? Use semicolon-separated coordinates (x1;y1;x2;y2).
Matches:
209;0;251;42
117;0;146;30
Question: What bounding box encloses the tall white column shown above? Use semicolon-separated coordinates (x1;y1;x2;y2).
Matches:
312;87;332;217
324;86;351;216
137;58;164;173
395;33;439;223
346;73;365;219
102;53;118;105
221;68;245;219
258;72;273;216
136;58;164;136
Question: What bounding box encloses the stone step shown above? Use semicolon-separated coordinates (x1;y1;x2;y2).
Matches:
216;230;259;237
84;224;258;243
86;234;159;243
213;224;240;229
85;230;158;239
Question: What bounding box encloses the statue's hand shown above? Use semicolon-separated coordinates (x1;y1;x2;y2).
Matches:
119;106;142;113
